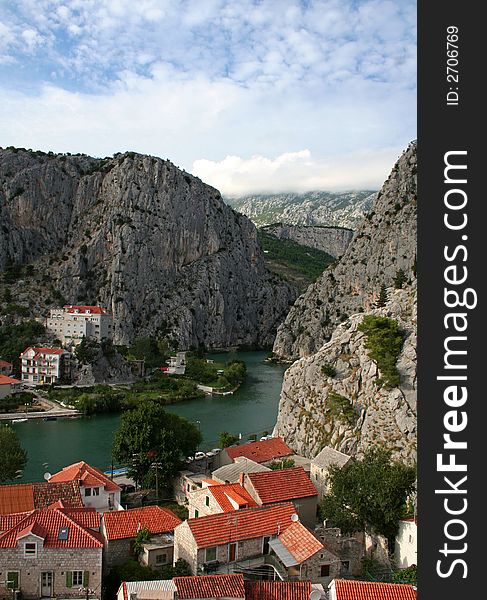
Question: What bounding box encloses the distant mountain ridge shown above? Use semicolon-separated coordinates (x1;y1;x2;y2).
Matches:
225;191;377;229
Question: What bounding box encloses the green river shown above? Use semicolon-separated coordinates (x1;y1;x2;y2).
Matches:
14;351;287;482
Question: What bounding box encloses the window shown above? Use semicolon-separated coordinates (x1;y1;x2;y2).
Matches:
320;564;330;577
341;560;350;572
194;509;199;518
85;488;92;496
6;572;19;590
155;553;168;565
24;542;37;557
92;487;100;496
72;571;83;586
205;496;210;507
205;546;217;562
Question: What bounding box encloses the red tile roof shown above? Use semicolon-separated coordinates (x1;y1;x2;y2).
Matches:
208;483;257;512
278;521;325;563
33;481;84;510
226;438;294;464
174;574;245;599
61;508;101;530
247;467;317;504
29;347;66;355
0;374;21;385
48;461;121;492
0;360;13;368
0;481;83;515
103;506;182;541
0;508;103;548
244;581;313;600
0;484;34;514
185;502;296;548
65;305;108;315
332;579;417;600
0;512;32;532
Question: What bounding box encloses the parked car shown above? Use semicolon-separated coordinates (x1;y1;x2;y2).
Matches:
194;451;206;460
186;456;194;463
211;448;221;454
205;451;216;458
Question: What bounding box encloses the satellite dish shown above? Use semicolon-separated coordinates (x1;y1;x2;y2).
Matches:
291;513;299;522
309;590;322;600
44;472;52;481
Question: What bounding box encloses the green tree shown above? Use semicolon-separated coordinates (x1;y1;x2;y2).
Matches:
375;284;388;308
133;527;151;557
219;431;239;448
112;402;201;488
0;425;27;482
319;448;416;544
393;269;407;289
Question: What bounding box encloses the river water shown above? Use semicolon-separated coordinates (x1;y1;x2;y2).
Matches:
14;351;287;482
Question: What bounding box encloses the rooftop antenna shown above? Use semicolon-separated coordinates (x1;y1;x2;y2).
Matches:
309;590;322;600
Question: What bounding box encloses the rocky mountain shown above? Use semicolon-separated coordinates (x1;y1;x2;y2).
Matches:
272;142;417;464
273;285;416;463
226;191;376;229
0;148;296;349
262;224;353;259
273;143;417;361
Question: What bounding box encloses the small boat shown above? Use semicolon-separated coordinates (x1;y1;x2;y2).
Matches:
43;416;58;421
11;418;28;423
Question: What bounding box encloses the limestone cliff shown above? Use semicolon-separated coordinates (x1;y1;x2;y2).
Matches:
273;142;417;361
262;224;353;258
0;148;296;348
273;285;417;463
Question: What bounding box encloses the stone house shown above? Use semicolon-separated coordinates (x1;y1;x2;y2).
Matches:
0;507;103;599
102;506;181;570
173;503;297;576
173;502;334;584
314;526;365;579
188;482;257;519
310;447;352;501
20;347;71;385
241;467;319;527
395;518;417;568
173;471;212;505
48;461;122;511
328;578;417;600
0;374;21;399
216;438;294;469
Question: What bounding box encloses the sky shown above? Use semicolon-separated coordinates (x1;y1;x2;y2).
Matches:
0;0;416;196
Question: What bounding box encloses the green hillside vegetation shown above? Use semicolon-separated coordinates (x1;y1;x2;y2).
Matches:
257;229;336;289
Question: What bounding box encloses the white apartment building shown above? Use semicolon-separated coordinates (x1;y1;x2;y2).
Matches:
46;305;113;347
20;347;70;385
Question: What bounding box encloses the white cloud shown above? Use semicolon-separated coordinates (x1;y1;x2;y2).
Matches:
192;147;403;196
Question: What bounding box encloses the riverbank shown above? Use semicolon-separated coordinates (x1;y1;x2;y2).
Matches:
14;351;286;482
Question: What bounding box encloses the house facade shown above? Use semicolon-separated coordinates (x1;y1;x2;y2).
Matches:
48;461;122;512
310;447;352;501
395;518;417;568
0;374;21;399
20;347;70;385
0;360;13;376
0;508;103;600
46;305;113;347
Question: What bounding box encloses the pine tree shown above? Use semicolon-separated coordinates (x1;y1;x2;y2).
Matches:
375;284;388;308
394;269;406;289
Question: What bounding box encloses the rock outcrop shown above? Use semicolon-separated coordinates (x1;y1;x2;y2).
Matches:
273;143;417;361
0;148;296;348
273;285;417;463
262;224;353;258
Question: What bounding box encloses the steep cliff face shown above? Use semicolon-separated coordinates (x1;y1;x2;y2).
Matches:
262;225;353;258
273;143;417;361
0;148;296;348
273;285;417;463
227;190;376;229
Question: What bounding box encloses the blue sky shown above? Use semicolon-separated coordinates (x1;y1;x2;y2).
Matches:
0;0;416;195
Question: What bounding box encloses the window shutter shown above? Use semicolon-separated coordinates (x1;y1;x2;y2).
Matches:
66;572;73;587
83;571;90;586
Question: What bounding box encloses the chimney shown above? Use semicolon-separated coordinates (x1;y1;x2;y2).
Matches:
239;472;245;486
